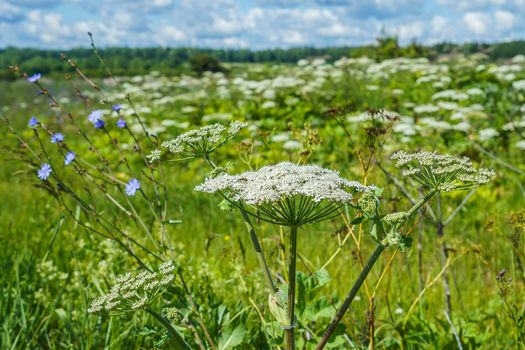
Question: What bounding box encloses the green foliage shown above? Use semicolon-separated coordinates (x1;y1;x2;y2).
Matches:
1;44;525;349
189;53;225;75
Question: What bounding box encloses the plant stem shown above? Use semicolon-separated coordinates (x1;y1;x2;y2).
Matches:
145;307;191;350
240;204;277;292
436;194;452;315
315;243;386;350
286;226;298;350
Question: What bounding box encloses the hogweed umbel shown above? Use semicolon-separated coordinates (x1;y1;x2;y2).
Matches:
88;261;176;314
159;121;247;160
391;151;495;192
196;161;374;350
196;161;373;227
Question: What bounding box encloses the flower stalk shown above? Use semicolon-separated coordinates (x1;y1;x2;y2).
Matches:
315;188;437;349
145;307;191;350
285;226;298;350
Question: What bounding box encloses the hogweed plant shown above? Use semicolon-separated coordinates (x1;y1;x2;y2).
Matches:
88;261;191;349
180;143;495;349
313;151;495;349
196;162;374;349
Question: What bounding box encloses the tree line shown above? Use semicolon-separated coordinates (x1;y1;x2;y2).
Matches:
1;38;524;80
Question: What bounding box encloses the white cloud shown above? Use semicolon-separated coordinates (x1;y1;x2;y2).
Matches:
0;0;524;49
463;11;489;34
282;31;305;44
222;37;248;47
396;22;424;42
494;10;516;31
431;16;448;32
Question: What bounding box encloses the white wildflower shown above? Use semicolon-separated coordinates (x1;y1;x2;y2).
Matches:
516;140;525;150
414;104;439;114
161;121;247;157
88;261;177;314
146;149;162;163
283;140;301;151
478;128;499;141
131;296;148;310
196;162;374;226
513;80;525;90
391;151;495;192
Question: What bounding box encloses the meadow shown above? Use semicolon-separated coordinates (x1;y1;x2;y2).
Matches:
1;51;525;349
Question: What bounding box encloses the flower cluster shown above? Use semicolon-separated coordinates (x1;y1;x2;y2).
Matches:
88;261;176;314
196;162;373;226
161;121;247;157
391;151;495;192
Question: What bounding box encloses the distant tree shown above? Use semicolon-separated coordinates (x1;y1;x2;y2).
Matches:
189;53;224;74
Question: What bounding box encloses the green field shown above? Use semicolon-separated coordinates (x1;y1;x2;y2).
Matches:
1;53;525;349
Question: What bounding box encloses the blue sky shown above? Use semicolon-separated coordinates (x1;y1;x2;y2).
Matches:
1;0;524;49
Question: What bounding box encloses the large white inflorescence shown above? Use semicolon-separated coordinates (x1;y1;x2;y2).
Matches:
391;151;495;191
88;261;176;314
161;121;247;155
195;162;372;206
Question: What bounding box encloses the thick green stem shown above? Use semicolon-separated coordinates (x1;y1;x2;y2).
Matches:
316;243;386;349
145;307;191;350
286;226;298;350
406;189;437;217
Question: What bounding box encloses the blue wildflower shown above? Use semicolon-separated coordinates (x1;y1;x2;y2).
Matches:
88;110;104;123
94;119;106;129
51;133;64;143
112;104;122;112
116;118;127;128
27;73;42;83
125;178;141;196
28;116;39;128
64;151;76;165
37;163;52;180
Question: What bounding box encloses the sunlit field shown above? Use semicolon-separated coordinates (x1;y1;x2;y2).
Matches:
2;41;525;349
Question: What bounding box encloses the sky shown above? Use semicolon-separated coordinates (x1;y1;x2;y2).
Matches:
1;0;525;49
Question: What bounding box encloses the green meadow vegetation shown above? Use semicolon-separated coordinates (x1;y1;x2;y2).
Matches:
1;43;525;349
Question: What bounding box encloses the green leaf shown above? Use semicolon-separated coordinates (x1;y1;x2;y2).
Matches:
218;325;246;350
351;215;365;224
55;308;78;344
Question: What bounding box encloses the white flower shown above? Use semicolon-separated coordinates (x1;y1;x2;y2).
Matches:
391;151;495;192
478;128;499;141
196;162;374;226
146;149;162;163
516;140;525;150
283;140;301;151
513;80;525;90
88;261;177;314
161;121;247;156
414;104;439;114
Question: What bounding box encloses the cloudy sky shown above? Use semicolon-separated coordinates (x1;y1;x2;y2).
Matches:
1;0;524;49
